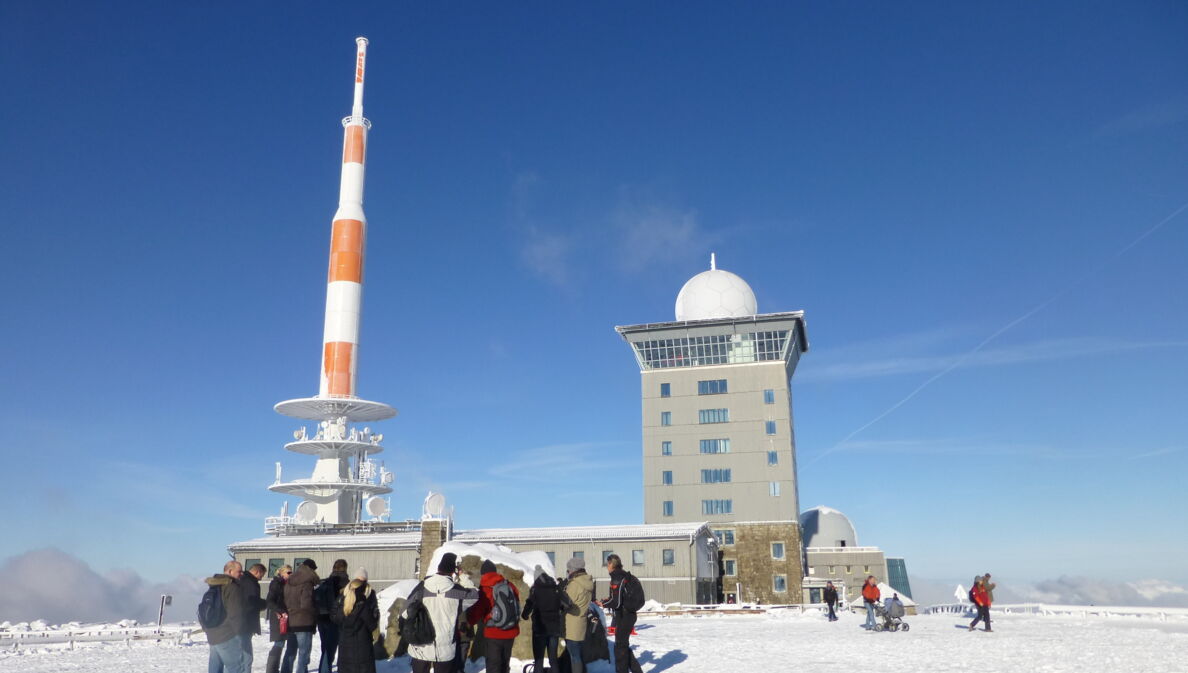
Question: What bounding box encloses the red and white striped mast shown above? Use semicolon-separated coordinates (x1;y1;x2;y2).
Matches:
271;38;395;528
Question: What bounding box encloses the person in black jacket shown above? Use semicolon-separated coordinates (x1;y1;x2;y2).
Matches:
316;559;351;673
332;567;380;673
239;563;269;671
597;555;643;673
265;565;295;673
823;581;839;622
521;567;564;673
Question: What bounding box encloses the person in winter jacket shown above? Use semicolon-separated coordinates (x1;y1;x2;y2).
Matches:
452;564;478;673
405;552;479;673
317;559;351;673
969;576;992;632
265;565;295;673
205;560;248;673
983;573;996;603
284;559;320;673
599;554;643;673
824;581;839;622
861;576;881;630
331;567;380;673
521;566;564;673
471;559;521;673
240;563;268;672
562;556;594;673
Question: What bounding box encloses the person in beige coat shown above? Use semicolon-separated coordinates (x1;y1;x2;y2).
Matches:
562;557;594;673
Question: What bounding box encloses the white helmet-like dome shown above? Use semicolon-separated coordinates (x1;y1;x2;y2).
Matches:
675;255;757;321
799;506;858;549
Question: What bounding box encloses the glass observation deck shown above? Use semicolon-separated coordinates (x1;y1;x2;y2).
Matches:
615;311;808;372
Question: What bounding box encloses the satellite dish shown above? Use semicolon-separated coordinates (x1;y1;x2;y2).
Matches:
424;492;446;518
365;496;388;518
295;501;317;524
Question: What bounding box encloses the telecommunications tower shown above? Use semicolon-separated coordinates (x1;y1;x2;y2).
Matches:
269;37;395;527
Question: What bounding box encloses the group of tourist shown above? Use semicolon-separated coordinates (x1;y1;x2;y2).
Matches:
204;552;645;673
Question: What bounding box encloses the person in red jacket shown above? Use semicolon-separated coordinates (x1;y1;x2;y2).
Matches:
469;559;521;673
861;576;881;630
969;576;992;632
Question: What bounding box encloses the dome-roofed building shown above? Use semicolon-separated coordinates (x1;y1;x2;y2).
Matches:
800;506;859;549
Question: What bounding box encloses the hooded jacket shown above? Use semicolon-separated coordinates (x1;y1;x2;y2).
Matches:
562;570;593;642
404;572;479;662
238;572;266;636
823;585;838;605
284;564;320;632
521;573;564;638
203;574;246;645
474;571;522;640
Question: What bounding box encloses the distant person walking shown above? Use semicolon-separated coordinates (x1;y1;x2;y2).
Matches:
265;565;296;673
823;581;839;622
316;559;351;673
284;559;320;673
599;554;644;673
969;576;992;632
562;556;594;673
474;559;522;673
405;552;479;673
204;560;248;673
521;566;564;673
332;567;380;673
861;576;880;630
983;573;996;603
240;563;269;672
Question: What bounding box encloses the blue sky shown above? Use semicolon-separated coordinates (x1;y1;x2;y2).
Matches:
2;2;1186;587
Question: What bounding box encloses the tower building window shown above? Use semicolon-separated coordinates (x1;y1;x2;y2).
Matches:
724;559;737;576
661;441;672;455
767;450;779;465
765;420;777;435
713;529;735;545
698;408;729;424
697;379;728;395
701;468;732;483
774;575;788;592
702;499;733;515
699;439;731;454
764;389;775;404
771;542;785;560
660;382;670;398
662;470;673;485
661;411;671;426
769;482;781;496
662;500;673;517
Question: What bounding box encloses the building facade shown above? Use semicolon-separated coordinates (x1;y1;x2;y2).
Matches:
615;259;809;603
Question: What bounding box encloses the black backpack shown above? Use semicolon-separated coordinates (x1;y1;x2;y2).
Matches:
198;584;226;629
968;587;977;604
400;585;437;646
619;572;645;613
487;579;521;631
314;578;337;615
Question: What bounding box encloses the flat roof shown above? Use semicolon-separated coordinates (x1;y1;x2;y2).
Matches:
228;531;422;552
454;522;714;545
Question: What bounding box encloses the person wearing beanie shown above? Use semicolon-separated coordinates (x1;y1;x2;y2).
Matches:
405;552;479;673
521;566;564;673
316;559;351;673
332;566;379;673
284;560;321;673
562;557;594;673
472;559;521;673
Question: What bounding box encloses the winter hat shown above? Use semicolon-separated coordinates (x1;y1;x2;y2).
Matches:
481;559;497;575
354;567;368;581
566;556;586;573
302;559;318;570
438;553;459;575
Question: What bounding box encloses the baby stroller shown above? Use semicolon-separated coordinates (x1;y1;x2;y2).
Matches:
872;599;909;632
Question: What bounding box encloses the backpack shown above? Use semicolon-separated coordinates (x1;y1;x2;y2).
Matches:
487;579;521;631
400;584;437;646
619;572;645;613
968;587;977;604
198;584;226;629
314;577;337;615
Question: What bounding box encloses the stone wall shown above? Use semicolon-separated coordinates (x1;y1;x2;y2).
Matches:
418;520;447;578
727;521;802;604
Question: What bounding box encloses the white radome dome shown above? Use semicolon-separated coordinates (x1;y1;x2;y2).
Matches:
799;506;859;549
675;266;758;321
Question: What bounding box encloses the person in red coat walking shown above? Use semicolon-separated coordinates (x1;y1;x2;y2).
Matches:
861;576;881;630
969;575;992;632
469;560;521;673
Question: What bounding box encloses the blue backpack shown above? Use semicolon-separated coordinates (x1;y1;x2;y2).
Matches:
198;585;226;629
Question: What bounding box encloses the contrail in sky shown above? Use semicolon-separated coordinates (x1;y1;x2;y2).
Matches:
804;200;1188;468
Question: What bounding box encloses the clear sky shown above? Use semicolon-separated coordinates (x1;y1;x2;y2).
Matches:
2;2;1185;587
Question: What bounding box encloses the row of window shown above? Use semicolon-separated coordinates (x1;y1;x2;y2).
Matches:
661;440;781;466
659;380;778;403
658;411;779;435
660;499;737;517
633;331;790;370
657;470;782;492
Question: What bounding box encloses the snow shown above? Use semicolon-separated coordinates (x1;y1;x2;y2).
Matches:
430;541;556;581
3;609;1186;672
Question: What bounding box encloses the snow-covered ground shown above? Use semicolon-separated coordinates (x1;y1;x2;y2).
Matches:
2;608;1185;673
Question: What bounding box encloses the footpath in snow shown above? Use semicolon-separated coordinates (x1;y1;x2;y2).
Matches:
2;608;1186;673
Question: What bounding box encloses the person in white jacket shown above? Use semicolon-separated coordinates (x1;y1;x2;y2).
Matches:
404;553;478;673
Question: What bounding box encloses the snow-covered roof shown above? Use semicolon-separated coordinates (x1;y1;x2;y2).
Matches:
453;522;713;545
227;531;421;552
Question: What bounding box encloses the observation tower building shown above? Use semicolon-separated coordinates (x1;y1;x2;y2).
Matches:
268;37;396;528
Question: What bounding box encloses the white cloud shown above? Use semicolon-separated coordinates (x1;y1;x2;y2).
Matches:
612;199;706;273
0;548;206;624
800;336;1188;383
